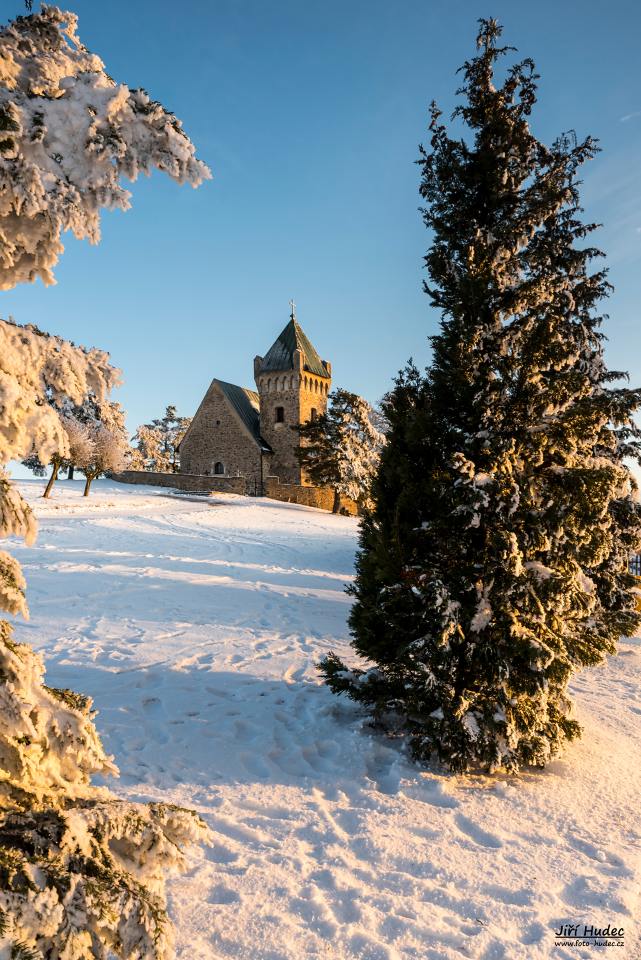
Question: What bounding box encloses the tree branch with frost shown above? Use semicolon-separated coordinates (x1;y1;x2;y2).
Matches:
0;4;212;953
0;5;211;290
0;316;120;527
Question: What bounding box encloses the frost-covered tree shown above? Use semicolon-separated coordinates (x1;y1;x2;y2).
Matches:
63;414;95;486
0;5;212;954
79;423;128;495
0;5;210;290
24;416;95;498
321;20;641;773
40;447;65;500
297;389;385;512
0;320;211;955
23;391;127;487
0;622;210;958
131;405;191;473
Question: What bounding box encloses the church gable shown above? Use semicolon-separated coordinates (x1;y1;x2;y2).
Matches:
216;380;270;452
179;379;266;481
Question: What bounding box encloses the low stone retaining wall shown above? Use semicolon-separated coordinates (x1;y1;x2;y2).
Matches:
263;478;358;516
113;471;358;514
113;471;247;495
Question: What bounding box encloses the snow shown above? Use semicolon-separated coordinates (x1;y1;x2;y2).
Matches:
524;561;554;580
8;479;641;959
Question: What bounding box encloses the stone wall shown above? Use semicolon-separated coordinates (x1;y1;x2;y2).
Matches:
113;472;358;515
114;471;247;494
179;381;263;483
256;373;304;484
263;477;358;516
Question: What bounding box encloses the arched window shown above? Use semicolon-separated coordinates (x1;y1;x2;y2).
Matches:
214;461;225;475
310;408;317;422
275;406;285;423
267;378;272;391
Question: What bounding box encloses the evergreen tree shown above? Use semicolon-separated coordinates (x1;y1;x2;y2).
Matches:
131;405;191;473
297;389;385;512
321;20;641;773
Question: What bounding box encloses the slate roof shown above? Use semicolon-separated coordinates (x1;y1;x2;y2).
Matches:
216;379;271;452
258;318;329;379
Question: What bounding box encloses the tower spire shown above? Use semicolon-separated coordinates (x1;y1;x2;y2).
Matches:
289;298;296;321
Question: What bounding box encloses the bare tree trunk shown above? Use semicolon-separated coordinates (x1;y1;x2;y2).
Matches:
43;461;60;499
83;473;94;497
67;465;74;480
332;488;341;514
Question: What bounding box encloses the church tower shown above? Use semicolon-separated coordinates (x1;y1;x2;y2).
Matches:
254;303;332;484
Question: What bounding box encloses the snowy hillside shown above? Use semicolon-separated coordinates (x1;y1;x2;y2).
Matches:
8;479;641;959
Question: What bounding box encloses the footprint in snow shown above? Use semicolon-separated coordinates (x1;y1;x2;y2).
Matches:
238;750;270;779
454;812;503;849
567;835;614;866
412;777;460;809
207;884;240;905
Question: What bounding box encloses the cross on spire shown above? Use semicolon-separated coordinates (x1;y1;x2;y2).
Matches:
289;299;296;320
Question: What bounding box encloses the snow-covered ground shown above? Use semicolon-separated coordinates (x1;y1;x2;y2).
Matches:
7;478;641;959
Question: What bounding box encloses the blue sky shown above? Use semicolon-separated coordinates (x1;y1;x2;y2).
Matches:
4;0;641;440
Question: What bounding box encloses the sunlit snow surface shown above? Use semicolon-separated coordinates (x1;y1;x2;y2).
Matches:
9;479;641;959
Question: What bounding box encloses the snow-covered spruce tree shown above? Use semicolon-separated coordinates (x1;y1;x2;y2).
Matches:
131;406;191;473
321;19;641;773
297;389;386;513
0;6;212;955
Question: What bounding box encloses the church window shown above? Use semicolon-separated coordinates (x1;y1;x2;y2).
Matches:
214;461;225;475
276;406;285;423
310;408;317;422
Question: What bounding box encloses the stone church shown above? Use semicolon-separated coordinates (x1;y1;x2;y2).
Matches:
179;307;332;492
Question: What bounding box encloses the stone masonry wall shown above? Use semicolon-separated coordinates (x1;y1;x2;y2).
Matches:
263;477;358;515
297;370;330;486
256;373;302;484
179;381;262;484
114;471;247;494
114;471;357;514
